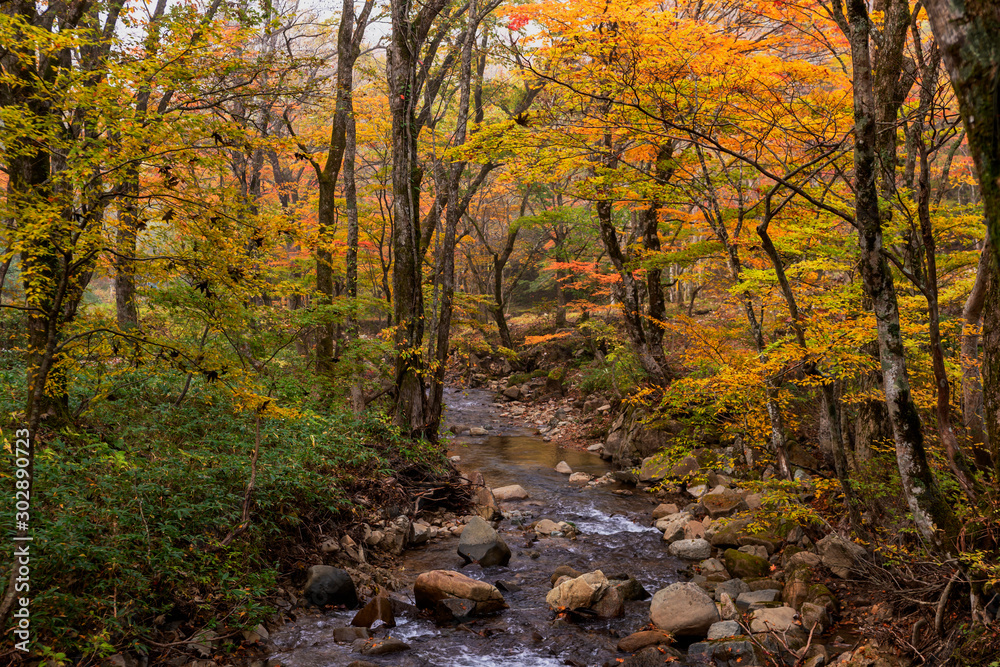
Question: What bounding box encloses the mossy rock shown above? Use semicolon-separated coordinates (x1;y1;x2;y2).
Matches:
807;583;838;612
780;545;805;566
723;548;770;579
547;366;567;382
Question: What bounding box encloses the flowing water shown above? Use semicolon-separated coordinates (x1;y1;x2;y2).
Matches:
269;387;685;666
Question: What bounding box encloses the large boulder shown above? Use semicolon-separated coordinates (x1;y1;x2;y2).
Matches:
723;548;770;579
650;582;720;637
701;488;748;518
817;533;866;578
546;570;609;611
709;518;752;548
715;578;750;602
413;570;507;616
668;538;712;561
492;484;529;501
458;517;511;567
303;565;358;608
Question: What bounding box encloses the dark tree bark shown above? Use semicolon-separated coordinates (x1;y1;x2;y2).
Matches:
314;0;374;375
961;242;990;447
843;0;958;549
983;256;1000;475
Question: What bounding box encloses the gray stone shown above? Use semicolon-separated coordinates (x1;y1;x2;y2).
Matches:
749;606;802;634
652;503;680;520
457;516;511;567
736;589;780;611
701;488;749;518
715;578;750;602
555;461;573;474
502;386;520;400
688;639;762;666
650;582;720;637
718;592;739;621
707;620;743;640
492;484;529;501
738;544;768;560
799;601;831;633
668;538;712;560
546;570;609;611
656;512;691;543
470;426;488;436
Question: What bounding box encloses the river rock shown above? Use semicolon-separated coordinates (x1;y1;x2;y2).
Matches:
650;582;720;636
304;565;358;608
568;472;592;484
492;484;529;501
688;639;762;666
736;589;780;611
413;570;507;615
333;626;369;643
535;519;560;536
656;512;691;543
723;548;770;579
592;584;625;618
786;550;822;569
546;570;609;611
458;517;511;566
707;620;743;639
652;503;679;520
817;533;866;578
550;565;583;587
738;544;768;560
698;557;730;579
684;520;707;540
351;596;395;629
668;538;712;560
410;522;432;546
609;574;650;600
555;461;573;474
617;629;674;653
718;591;740;621
749;606;802;634
360;637;410;656
502;386;520;400
715;578;750;601
701;488;748;518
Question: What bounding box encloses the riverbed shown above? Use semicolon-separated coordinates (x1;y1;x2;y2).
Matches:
269;387;685;666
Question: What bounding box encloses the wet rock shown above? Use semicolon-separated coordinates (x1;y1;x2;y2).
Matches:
652;503;679;520
360;637;409;656
414;570;507;615
817;533;866;578
410;521;432;546
650;582;720;637
304;565;358;608
458;517;511;566
534;519;561;536
688;639;762;666
612;470;639;485
668;538;712;560
555;461;573;474
617;629;674;653
495;579;521;593
350;596;395;629
707;620;743;639
723;548;770;579
701;488;749;518
332;626;370;643
749;606;803;634
609;574;650;601
346;661;379;667
546;570;609;611
568;472;592;484
715;578;750;602
622;645;685;666
592;584;625;618
550;565;583;587
800;601;831;633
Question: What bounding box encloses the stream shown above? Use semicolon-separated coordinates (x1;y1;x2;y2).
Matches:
269;387;686;666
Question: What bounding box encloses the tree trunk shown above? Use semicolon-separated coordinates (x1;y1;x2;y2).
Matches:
846;0;958;549
983;256;1000;476
961;241;990;447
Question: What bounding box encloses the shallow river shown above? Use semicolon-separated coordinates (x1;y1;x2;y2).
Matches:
269;387;686;666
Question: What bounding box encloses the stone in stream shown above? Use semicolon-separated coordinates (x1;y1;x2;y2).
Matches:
621;645;684;666
535;518;561;536
609;574;651;601
546;570;609;611
617;629;674;653
555;461;573;474
591;584;625;618
491;484;529;501
568;472;592;484
457;516;511;566
502;386;520;400
469;426;488;436
360;637;410;656
656;512;691;543
303;565;358;608
550;565;583;587
413;570;507;616
649;582;720;637
350;595;395;629
651;503;679;520
332;626;369;643
668;538;712;560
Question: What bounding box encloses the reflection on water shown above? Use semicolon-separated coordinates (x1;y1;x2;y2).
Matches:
268;388;683;667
